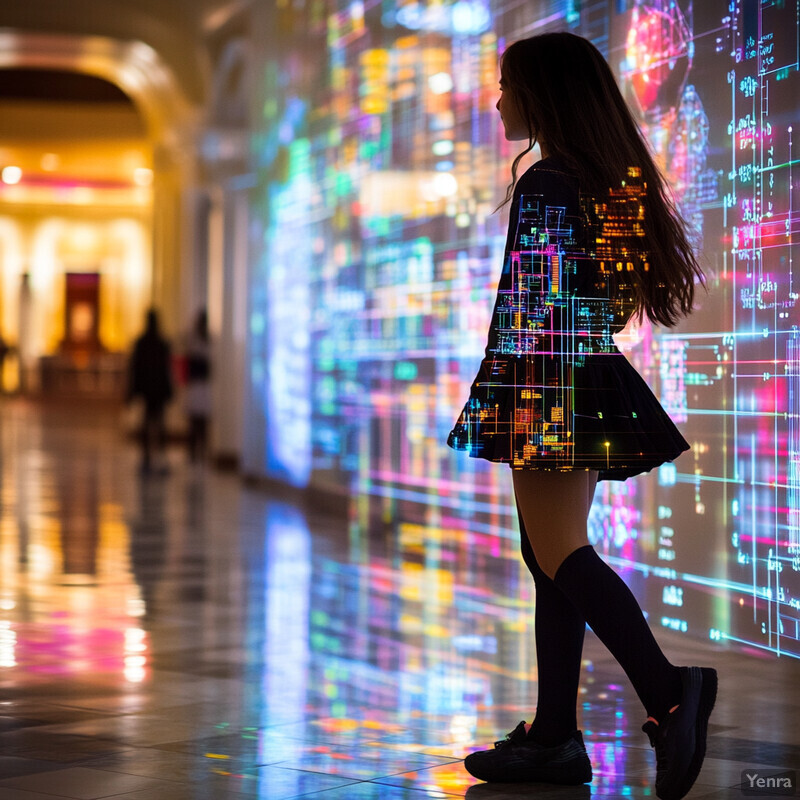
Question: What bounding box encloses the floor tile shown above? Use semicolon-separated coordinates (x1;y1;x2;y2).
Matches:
92;781;252;800
0;789;83;800
0;716;48;734
272;742;460;781
0;766;180;799
300;783;450;799
0;730;131;763
462;785;592;800
0;757;65;780
705;737;800;768
79;748;236;784
240;765;361;798
32;714;222;747
372;760;481;796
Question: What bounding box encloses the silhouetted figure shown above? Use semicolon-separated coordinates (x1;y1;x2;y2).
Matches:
0;334;8;394
184;309;211;463
447;32;715;800
127;309;173;474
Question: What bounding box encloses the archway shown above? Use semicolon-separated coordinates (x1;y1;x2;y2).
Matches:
0;32;199;395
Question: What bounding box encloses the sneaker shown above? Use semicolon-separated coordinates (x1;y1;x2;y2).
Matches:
642;666;718;800
464;722;592;784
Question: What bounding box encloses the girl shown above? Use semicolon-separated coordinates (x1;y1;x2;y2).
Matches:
447;32;716;800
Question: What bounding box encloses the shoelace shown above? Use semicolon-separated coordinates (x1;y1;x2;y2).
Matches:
494;721;529;749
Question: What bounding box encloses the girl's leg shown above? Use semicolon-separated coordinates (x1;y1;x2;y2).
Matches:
512;469;595;578
462;470;595;784
517;502;586;746
513;469;682;723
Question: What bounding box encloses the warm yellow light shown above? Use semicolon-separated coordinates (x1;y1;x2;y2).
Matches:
1;165;22;184
133;167;153;187
73;187;95;205
40;153;60;171
70;224;99;251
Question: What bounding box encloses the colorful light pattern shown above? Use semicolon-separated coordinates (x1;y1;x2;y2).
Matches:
447;168;677;475
245;1;800;658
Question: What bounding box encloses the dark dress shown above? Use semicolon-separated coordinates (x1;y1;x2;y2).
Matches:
447;158;689;481
128;328;174;471
128;332;173;413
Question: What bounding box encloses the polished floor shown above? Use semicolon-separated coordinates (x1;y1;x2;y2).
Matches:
0;398;798;800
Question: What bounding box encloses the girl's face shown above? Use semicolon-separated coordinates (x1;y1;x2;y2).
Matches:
496;79;530;141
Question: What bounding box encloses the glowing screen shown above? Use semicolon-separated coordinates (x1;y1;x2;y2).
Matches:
245;0;800;658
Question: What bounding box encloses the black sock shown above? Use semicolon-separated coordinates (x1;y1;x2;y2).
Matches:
518;509;585;746
553;545;682;722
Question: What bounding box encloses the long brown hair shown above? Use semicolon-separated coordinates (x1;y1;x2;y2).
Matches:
499;32;704;328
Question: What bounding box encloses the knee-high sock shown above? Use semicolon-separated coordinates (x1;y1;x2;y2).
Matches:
518;509;586;746
554;545;682;722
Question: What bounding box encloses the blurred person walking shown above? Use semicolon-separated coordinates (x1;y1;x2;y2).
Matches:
0;334;8;394
184;308;211;463
127;309;173;474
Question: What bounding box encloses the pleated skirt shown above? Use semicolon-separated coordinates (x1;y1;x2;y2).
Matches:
447;349;689;481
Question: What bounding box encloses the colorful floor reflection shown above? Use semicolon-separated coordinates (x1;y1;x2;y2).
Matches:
0;398;797;799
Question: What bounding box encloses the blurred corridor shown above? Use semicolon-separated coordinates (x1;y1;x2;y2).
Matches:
0;398;798;798
1;2;800;797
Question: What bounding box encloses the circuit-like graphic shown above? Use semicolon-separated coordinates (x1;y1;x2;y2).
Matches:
447;171;671;475
246;0;800;658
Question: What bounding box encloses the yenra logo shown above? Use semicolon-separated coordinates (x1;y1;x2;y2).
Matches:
740;769;796;797
745;773;793;789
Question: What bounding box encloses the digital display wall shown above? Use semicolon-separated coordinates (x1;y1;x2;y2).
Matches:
245;0;800;658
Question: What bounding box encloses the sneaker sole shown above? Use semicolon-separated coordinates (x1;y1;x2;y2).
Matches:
464;759;592;785
464;740;593;785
